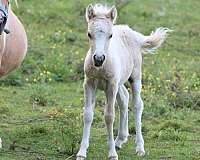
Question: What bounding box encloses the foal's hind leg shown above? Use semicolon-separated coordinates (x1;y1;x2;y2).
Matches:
130;75;145;156
115;85;129;149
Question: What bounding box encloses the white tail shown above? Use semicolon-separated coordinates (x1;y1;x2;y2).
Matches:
142;27;172;54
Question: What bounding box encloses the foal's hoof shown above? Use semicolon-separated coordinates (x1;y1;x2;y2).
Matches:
109;156;118;160
76;156;86;160
115;136;128;149
136;148;145;156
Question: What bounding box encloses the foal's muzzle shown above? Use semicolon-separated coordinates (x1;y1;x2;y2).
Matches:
93;54;105;67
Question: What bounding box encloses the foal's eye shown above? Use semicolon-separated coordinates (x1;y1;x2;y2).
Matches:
109;34;113;39
87;32;92;39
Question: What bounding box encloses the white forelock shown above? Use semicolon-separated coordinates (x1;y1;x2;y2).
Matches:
92;4;111;16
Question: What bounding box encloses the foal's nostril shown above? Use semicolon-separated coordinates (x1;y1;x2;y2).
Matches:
102;55;105;62
93;55;97;61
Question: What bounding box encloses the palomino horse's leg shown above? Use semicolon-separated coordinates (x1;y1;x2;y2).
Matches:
105;83;118;160
77;79;96;160
130;78;145;156
115;85;129;149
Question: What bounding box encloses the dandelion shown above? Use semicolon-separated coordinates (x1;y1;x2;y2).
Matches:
76;116;79;120
172;92;176;97
59;53;63;57
192;73;196;78
47;71;51;75
25;78;29;82
185;86;189;90
33;78;37;82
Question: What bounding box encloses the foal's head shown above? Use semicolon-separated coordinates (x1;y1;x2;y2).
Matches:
0;0;9;34
86;4;117;67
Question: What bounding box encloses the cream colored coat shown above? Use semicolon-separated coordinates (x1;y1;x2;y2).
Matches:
77;4;170;160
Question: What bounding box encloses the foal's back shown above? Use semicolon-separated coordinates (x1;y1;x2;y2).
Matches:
109;25;143;83
0;8;27;77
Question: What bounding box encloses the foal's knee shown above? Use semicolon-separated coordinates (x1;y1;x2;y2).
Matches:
84;109;93;124
104;112;115;124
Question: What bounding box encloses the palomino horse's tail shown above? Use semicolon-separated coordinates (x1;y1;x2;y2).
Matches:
141;27;172;54
14;0;18;7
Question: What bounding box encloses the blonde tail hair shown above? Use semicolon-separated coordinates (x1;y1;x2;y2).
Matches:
142;27;172;54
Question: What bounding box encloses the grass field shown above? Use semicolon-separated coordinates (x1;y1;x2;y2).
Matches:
0;0;200;159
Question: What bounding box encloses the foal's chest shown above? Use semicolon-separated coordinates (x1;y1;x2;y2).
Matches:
85;64;114;78
96;79;108;90
85;65;115;90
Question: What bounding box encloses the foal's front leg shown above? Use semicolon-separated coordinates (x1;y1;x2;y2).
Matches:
77;79;96;160
105;83;118;160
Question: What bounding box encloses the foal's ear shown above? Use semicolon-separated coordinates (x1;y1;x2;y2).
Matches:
86;4;95;22
106;6;117;23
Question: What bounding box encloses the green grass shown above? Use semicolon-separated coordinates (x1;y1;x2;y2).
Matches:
0;0;200;159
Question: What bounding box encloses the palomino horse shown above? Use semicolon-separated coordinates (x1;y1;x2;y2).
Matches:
77;4;170;160
0;0;27;77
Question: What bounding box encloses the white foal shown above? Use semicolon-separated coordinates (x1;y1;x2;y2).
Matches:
77;4;170;160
